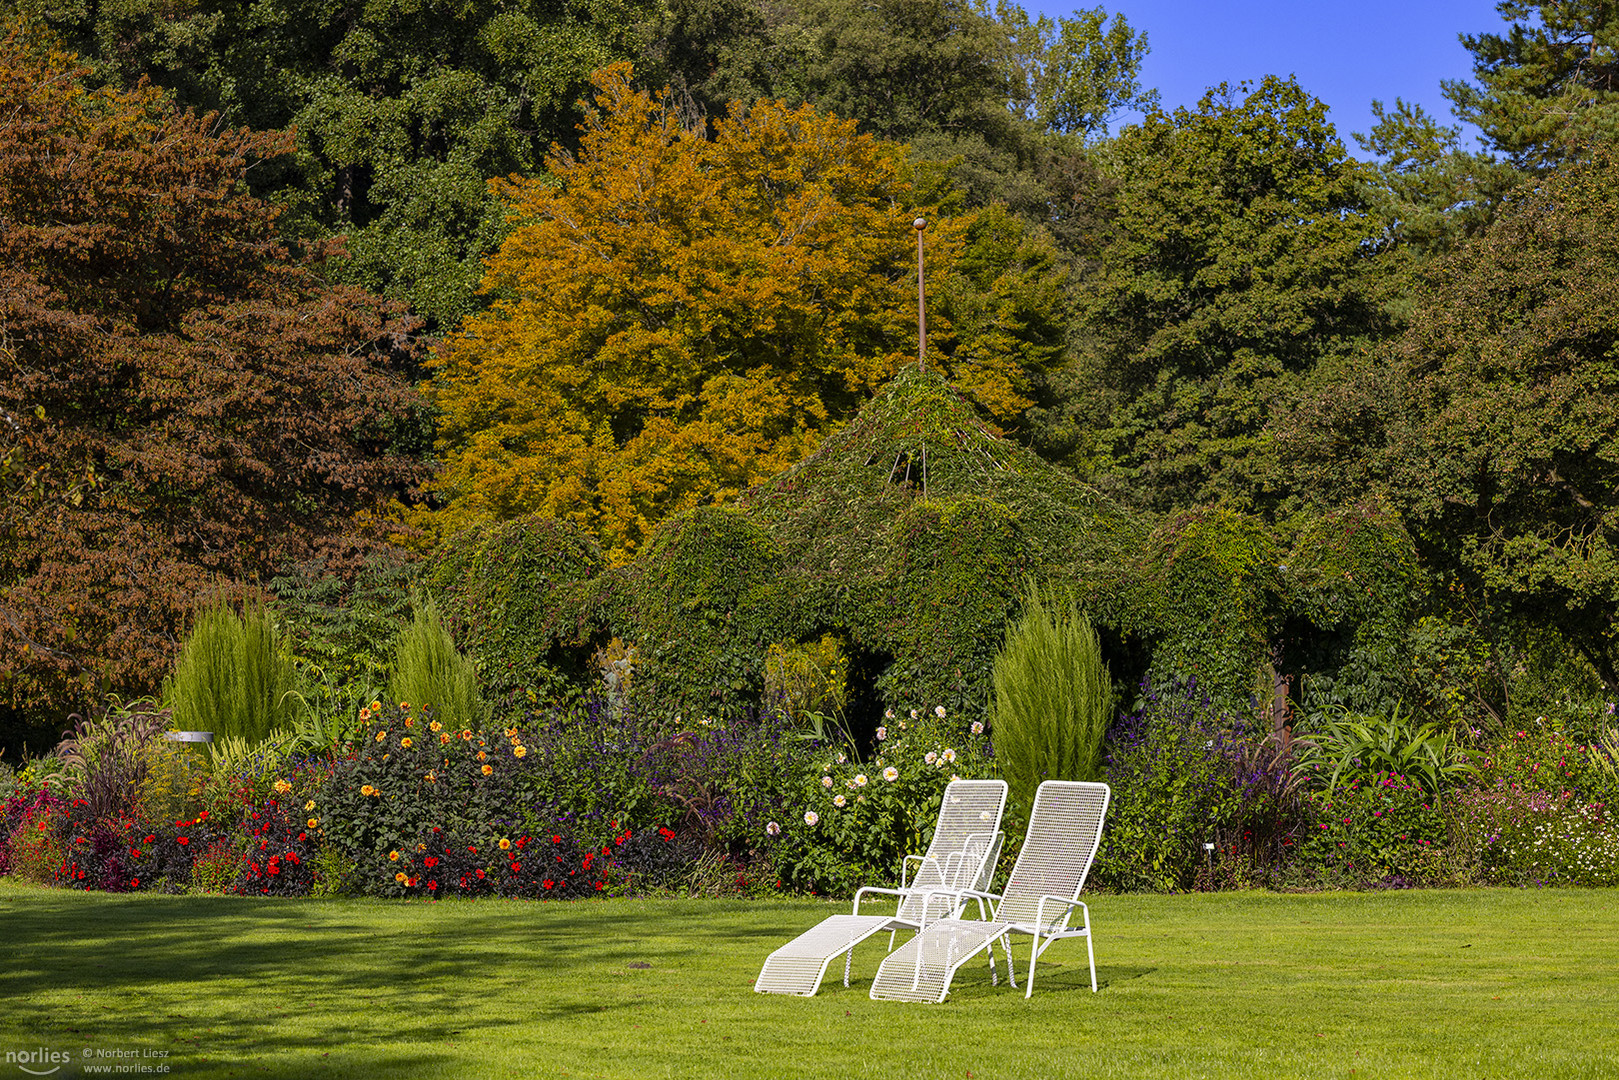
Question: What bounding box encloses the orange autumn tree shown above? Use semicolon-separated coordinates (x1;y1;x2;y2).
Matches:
429;63;1048;558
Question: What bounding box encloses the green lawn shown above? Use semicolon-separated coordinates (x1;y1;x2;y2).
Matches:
2;882;1615;1079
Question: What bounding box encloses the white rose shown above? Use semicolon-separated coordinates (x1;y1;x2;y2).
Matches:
935;705;947;718
876;726;887;741
833;794;847;807
883;766;899;782
971;721;984;735
821;776;834;788
942;748;957;763
804;811;819;827
766;821;781;836
854;774;868;787
924;751;937;765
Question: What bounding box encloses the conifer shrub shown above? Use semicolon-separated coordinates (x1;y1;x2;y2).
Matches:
164;603;301;745
990;584;1114;822
387;598;485;727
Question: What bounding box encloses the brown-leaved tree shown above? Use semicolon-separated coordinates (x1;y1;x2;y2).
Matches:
0;26;429;741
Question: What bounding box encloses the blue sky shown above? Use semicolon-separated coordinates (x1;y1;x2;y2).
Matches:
1022;0;1508;153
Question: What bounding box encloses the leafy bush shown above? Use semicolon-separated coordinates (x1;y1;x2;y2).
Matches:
387;597;484;728
165;603;301;744
1292;774;1449;886
313;701;654;896
764;636;848;721
138;737;207;824
1093;681;1245;892
1590;724;1619;798
3;787;66;883
1471;719;1619;805
991;584;1113;823
268;551;418;729
1092;679;1314;892
1293;704;1473;798
1452;787;1619;886
236;801;322;896
189;838;248;894
765;706;996;896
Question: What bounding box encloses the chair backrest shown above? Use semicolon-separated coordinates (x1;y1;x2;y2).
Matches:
993;780;1111;929
895;779;1007;919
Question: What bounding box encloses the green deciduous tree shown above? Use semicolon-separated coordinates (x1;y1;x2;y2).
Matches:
1072;76;1389;512
0;28;427;741
11;0;654;329
1280;138;1619;688
1392;141;1619;688
1033;5;1157;141
639;0;1119;230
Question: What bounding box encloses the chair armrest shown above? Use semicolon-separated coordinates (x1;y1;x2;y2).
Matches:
852;885;910;915
900;854;925;889
1032;894;1088;933
912;886;1004;927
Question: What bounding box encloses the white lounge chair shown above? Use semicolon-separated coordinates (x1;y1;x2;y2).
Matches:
868;779;1110;1003
754;778;1008;996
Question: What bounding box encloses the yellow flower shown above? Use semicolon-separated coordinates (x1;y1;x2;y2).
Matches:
430;721;442;733
307;817;319;828
304;800;316;811
461;729;473;740
371;701;381;712
375;730;387;742
440;733;452;744
425;770;436;782
504;727;518;738
389;850;401;861
476;750;487;761
513;745;527;758
360;784;375;796
399;701;410;710
272;779;292;794
498;838;511;850
395;872;407;883
416;843;427;853
404;717;415;728
481;764;493;776
358;708;371;722
401;737;413;748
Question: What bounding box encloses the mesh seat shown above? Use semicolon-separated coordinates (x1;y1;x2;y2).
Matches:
869;780;1110;1003
755;779;1008;996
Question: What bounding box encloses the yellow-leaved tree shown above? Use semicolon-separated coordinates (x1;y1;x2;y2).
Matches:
430;63;1058;557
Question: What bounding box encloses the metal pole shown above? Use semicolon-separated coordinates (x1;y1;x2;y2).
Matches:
914;217;927;371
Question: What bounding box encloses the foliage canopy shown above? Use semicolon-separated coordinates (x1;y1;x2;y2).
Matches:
1075;76;1389;512
0;30;426;737
430;64;1065;559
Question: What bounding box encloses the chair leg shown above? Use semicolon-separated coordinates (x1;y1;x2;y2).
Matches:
1086;925;1097;993
843;945;853;987
1001;933;1017;989
1024;933;1040;999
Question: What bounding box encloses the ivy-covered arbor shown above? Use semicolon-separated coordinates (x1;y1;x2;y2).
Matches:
428;366;1421;727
